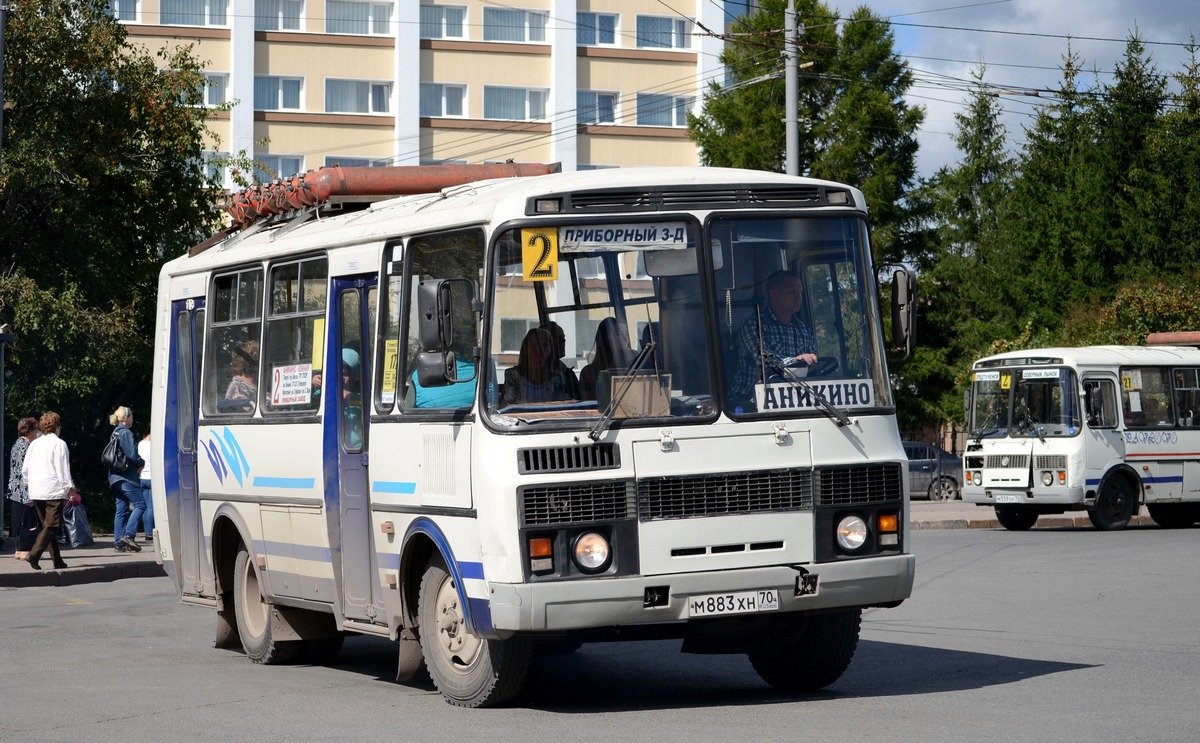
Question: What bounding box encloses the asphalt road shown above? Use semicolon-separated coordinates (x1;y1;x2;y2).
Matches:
3;527;1198;742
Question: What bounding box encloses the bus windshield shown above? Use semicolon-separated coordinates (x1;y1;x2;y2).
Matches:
486;221;715;426
970;367;1081;439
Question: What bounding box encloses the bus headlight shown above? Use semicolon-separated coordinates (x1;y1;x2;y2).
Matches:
1041;471;1054;487
572;532;611;572
836;515;868;552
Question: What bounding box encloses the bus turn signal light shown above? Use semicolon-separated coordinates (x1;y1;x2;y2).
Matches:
877;513;899;533
529;537;553;558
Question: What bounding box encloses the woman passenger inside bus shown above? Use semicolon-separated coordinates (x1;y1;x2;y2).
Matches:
501;328;575;407
222;340;259;412
579;318;637;400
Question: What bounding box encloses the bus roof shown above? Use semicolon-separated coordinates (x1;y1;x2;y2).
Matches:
972;345;1200;369
163;167;868;276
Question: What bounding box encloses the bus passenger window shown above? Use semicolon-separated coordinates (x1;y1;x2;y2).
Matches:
1083;380;1117;428
204;268;264;416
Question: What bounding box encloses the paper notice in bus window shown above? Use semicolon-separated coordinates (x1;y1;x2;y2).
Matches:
521;228;558;282
311;318;325;371
1022;369;1061;380
1122;370;1142;391
381;339;399;404
755;380;875;412
974;371;1000;382
272;363;313;405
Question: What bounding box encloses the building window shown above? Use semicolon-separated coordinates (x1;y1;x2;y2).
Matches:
326;80;392;114
420;4;466;39
160;0;228;26
324;156;390;168
577;12;616;46
327;1;393;35
577;90;617;125
483;7;547;43
420;83;465;117
635;15;691;49
204;73;228;106
106;0;138;21
484;86;547;121
636;93;691;127
254;154;304;182
254;76;303;111
500;319;539;354
255;0;302;31
201;150;230;185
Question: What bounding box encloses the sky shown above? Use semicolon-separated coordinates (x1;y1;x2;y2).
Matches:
819;0;1200;179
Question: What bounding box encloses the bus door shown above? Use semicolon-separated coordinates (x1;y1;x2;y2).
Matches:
167;298;214;597
1083;376;1124;482
330;275;383;622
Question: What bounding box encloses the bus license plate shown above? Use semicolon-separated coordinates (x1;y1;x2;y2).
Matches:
995;494;1023;504
687;589;780;618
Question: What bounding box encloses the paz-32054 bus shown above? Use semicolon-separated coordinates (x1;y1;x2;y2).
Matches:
149;164;916;706
963;345;1200;531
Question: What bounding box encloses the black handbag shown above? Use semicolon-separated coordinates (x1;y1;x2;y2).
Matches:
100;429;129;471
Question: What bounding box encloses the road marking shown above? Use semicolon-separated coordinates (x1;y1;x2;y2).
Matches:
29;587;93;605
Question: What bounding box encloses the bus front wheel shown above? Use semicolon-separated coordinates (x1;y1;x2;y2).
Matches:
418;555;532;707
995;506;1038;531
232;545;301;664
1089;479;1136;531
747;609;861;692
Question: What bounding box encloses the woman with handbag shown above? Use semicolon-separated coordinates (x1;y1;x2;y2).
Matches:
21;412;73;570
106;405;145;553
8;416;41;560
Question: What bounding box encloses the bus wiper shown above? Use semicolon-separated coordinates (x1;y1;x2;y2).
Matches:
588;342;660;442
972;411;1000;444
761;351;853;427
1017;409;1046;443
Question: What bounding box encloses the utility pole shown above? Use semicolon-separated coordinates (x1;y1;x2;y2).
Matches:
784;0;798;176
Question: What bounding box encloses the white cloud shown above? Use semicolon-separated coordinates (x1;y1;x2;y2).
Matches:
824;0;1200;178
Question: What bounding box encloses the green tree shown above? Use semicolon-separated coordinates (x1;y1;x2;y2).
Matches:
1;0;224;490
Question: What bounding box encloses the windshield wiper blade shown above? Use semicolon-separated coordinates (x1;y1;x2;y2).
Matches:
761;351;853;427
588;342;659;442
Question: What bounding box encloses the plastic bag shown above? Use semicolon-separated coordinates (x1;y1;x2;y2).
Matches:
62;501;95;548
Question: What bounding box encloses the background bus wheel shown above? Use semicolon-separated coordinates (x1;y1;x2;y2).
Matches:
928;476;960;502
1147;503;1200;528
418;555;532;707
995;506;1038;531
1088;479;1136;531
233;545;301;664
747;609;861;692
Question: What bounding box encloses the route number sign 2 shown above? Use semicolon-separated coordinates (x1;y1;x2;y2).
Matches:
521;227;558;282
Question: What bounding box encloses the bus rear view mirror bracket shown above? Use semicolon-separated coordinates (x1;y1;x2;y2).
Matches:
417;278;478;352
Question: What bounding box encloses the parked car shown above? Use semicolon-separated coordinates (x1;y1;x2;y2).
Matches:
903;441;963;501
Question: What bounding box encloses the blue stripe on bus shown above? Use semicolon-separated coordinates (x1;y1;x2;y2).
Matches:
261;540;331;562
373;481;417;494
252;477;316;489
459;561;485;581
1086;476;1181;486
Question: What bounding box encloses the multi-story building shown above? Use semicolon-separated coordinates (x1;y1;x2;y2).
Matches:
110;1;737;184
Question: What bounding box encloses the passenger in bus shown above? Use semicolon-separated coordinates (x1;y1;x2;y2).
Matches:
731;271;820;404
223;340;259;410
544;320;581;399
341;348;364;448
580;318;636;399
501;328;575;406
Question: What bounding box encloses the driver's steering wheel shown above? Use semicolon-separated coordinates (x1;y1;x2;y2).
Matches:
786;357;839;377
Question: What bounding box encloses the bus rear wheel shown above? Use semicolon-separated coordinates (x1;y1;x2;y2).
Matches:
995;506;1038;531
1147;503;1200;528
233;545;301;664
1089;479;1136;531
418;555;532;707
747;609;861;692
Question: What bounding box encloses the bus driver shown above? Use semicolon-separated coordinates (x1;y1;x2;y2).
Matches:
732;271;820;405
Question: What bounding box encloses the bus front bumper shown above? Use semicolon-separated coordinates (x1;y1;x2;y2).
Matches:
484;553;916;633
963;486;1087;507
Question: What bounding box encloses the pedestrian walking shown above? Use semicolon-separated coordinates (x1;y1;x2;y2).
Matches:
106;405;145;553
137;431;154;540
8;416;41;560
21;412;73;570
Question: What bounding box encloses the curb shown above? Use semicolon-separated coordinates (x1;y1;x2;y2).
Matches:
0;560;165;589
912;513;1155;531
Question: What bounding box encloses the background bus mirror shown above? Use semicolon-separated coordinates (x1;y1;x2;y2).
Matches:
889;267;916;358
416;350;455;388
418;279;453;351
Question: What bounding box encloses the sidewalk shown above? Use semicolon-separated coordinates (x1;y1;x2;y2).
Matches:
0;502;1154;588
0;534;165;588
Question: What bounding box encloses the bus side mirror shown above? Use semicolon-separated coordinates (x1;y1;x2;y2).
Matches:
890;268;916;359
418;280;454;352
416;350;457;388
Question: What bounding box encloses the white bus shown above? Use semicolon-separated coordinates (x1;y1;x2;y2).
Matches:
149;164;916;707
963;345;1200;531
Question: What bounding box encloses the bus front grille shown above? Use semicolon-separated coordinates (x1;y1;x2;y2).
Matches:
1033;455;1066;469
815;462;904;506
517;444;620;474
637;468;814;522
520;481;635;526
985;455;1029;468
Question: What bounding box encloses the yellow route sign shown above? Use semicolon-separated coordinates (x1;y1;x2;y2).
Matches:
522;227;558;281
